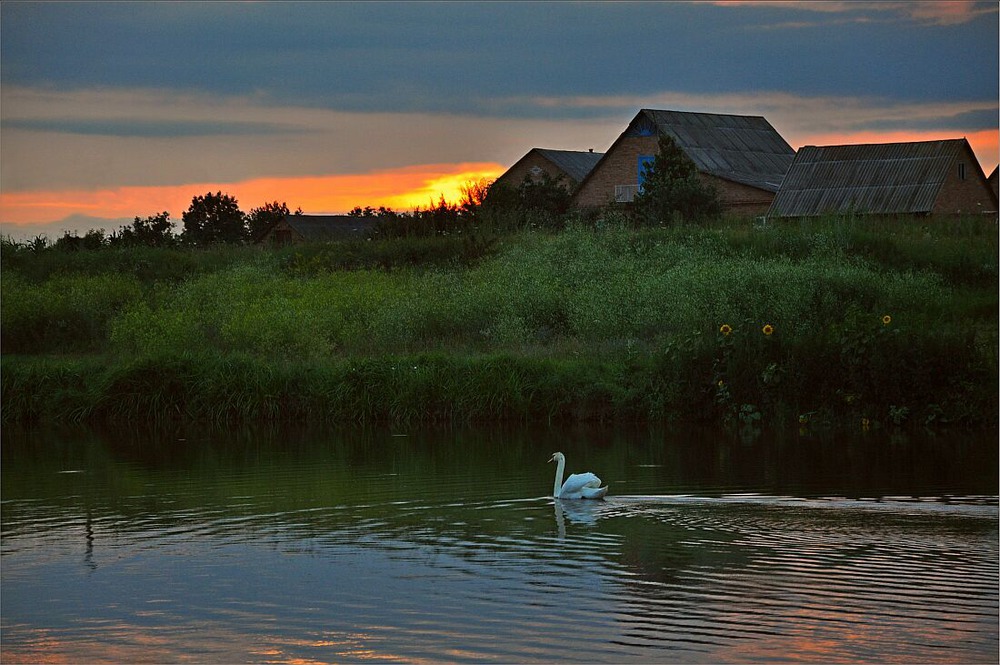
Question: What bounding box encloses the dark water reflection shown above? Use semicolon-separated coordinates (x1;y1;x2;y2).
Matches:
2;423;997;663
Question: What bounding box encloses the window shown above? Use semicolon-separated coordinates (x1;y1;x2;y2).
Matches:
958;162;966;180
637;154;655;192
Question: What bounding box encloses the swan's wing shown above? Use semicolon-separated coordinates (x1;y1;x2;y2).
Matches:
560;472;603;496
581;485;608;500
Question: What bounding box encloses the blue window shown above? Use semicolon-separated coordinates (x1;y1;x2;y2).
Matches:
637;155;655;192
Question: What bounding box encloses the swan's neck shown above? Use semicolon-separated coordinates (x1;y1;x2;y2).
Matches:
552;457;566;498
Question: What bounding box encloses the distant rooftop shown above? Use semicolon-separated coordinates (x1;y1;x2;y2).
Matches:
533;149;604;183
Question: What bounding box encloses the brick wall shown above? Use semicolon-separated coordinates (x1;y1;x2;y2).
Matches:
572;136;659;207
572;135;775;216
702;175;776;216
932;144;999;215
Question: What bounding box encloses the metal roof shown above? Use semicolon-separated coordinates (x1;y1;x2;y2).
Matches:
534;149;604;183
630;109;795;192
767;139;968;217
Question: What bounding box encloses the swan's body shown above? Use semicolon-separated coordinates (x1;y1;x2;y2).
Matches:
549;452;608;500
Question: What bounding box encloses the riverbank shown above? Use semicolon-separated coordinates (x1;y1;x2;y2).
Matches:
3;216;997;429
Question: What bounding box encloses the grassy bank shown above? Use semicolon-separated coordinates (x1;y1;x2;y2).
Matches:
2;215;997;430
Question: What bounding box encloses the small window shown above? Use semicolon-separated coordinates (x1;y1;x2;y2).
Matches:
958;163;966;180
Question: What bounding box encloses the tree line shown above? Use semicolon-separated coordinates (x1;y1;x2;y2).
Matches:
42;197;301;251
16;135;721;251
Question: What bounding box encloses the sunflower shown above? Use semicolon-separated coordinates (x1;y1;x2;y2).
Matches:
882;315;892;326
719;323;733;336
762;324;774;336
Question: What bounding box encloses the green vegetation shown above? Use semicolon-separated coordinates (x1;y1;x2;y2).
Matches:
634;134;722;224
2;214;997;431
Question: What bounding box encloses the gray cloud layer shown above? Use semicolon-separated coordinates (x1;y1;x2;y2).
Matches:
3;1;997;121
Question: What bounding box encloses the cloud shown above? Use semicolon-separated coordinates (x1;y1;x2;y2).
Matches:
709;1;997;26
2;118;302;138
2;2;995;117
0;86;611;192
497;89;998;161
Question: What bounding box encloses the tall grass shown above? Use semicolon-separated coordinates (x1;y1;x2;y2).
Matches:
2;216;996;429
1;272;143;353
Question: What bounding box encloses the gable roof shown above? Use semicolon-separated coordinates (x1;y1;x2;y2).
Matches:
767;139;975;217
626;108;795;192
261;214;379;242
533;149;604;183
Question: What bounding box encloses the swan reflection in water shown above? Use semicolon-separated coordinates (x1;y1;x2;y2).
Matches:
554;497;608;539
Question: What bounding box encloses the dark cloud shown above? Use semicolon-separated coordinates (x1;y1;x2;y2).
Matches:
862;108;1000;133
2;2;996;118
2;118;304;138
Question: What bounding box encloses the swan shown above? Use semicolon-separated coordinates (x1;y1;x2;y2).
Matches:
549;452;608;500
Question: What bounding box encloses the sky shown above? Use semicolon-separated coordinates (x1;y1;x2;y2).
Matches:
1;1;997;239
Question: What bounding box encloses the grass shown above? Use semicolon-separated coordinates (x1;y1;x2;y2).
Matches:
2;214;997;430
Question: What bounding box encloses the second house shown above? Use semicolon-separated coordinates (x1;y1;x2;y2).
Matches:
571;108;796;216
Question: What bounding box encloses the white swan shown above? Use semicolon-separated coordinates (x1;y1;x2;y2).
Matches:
549;452;608;500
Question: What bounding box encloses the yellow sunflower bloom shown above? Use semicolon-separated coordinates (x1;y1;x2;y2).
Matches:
882;315;891;326
762;324;774;336
719;324;733;336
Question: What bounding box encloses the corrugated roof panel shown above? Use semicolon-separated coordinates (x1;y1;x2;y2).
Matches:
769;139;966;217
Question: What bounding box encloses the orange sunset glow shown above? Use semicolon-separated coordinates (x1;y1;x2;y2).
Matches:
0;162;506;227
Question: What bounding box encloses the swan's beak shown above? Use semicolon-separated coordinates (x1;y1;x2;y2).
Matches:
548;453;557;463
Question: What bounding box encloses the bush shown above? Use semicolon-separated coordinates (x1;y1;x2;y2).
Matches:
1;273;143;353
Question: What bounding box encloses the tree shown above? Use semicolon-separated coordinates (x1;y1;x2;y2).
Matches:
459;178;491;215
517;171;572;217
54;228;107;251
114;211;176;247
479;172;572;230
633;134;721;224
246;201;301;242
181;192;246;245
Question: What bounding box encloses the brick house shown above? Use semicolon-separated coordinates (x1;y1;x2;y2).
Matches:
494;148;604;192
571;109;795;216
256;214;379;246
767;139;998;218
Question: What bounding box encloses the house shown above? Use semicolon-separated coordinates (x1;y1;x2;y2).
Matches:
256;214;380;246
989;165;998;200
571;108;795;215
494;148;604;191
767;139;998;218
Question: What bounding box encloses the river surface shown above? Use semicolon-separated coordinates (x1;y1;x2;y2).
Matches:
2;423;997;663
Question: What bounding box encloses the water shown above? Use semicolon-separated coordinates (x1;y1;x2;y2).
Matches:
2;424;997;663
